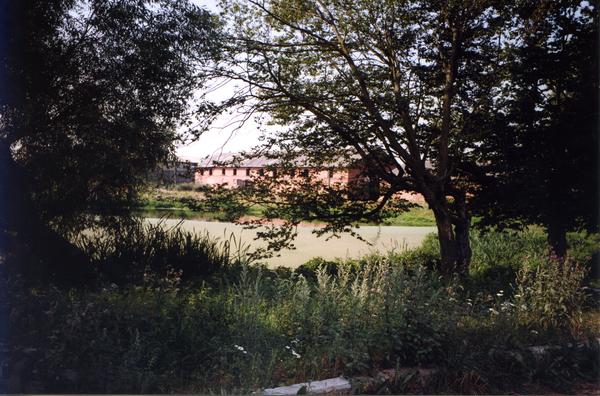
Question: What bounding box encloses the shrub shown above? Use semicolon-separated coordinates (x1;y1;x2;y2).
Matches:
76;219;245;284
469;227;547;284
513;246;590;331
392;232;441;270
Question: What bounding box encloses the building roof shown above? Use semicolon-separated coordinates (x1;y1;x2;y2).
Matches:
178;152;281;168
178;152;344;168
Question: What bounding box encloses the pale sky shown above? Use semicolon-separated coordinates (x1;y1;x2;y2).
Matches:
176;0;266;159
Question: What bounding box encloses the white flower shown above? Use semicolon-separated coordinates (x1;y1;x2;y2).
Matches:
497;293;503;297
521;305;527;311
489;308;499;315
531;330;538;334
286;346;290;349
514;294;522;298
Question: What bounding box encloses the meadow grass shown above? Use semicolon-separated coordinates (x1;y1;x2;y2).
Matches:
0;225;598;394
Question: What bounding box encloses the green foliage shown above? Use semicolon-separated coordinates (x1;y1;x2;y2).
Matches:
76;219;246;284
0;0;220;236
1;228;598;394
208;0;532;274
469;228;548;285
514;247;591;330
392;233;442;271
468;0;599;254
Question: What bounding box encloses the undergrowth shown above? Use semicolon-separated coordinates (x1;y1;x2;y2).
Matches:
0;227;598;394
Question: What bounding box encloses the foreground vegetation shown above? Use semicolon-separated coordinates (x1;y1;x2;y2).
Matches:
0;222;598;394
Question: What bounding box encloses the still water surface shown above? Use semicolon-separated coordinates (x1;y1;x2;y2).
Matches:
145;217;438;268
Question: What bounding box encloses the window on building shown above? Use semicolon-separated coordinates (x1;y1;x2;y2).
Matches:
290;169;296;177
272;169;277;178
259;169;264;176
209;169;213;176
328;169;334;178
198;169;204;176
302;169;309;177
246;168;250;176
233;168;237;176
222;168;226;175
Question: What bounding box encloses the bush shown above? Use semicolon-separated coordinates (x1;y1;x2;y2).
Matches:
76;219;245;284
513;246;591;331
469;227;547;284
385;232;441;273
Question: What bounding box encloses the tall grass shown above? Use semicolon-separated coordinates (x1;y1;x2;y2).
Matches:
76;218;251;284
1;227;598;394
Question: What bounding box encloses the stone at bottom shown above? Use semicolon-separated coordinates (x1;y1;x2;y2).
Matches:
260;377;351;395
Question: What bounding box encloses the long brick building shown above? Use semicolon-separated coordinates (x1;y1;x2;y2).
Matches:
178;152;365;188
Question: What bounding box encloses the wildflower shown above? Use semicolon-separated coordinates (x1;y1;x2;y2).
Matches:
286;346;290;349
521;305;526;311
449;297;456;302
111;283;118;289
514;294;522;298
531;330;538;334
467;302;472;307
489;308;499;315
497;293;503;297
235;345;244;351
292;350;301;359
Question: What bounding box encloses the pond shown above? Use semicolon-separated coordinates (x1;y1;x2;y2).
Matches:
145;218;438;269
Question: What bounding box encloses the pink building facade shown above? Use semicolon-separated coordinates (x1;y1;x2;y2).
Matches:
178;153;425;201
180;153;363;188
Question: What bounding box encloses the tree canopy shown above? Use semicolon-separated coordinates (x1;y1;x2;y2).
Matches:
202;0;598;275
468;0;599;256
0;0;220;283
205;0;519;274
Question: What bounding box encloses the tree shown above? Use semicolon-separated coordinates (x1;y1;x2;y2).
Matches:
0;0;219;284
468;0;599;256
206;0;515;275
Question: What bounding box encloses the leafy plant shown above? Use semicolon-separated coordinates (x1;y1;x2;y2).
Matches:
514;247;590;331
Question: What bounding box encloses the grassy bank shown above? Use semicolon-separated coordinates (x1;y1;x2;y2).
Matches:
137;187;436;226
1;222;598;394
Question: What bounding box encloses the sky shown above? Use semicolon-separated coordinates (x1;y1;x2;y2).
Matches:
177;0;265;159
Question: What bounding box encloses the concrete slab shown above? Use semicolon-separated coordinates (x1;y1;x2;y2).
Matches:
260;377;351;395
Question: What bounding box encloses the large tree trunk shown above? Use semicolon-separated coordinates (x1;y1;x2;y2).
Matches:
546;216;568;258
423;187;472;276
0;143;93;287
